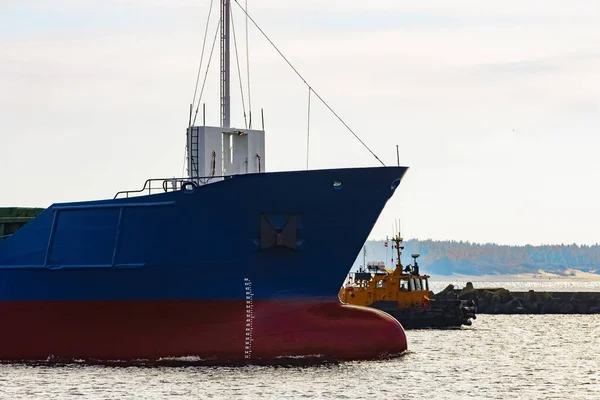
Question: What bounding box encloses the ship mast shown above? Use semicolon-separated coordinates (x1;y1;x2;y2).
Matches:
392;231;404;270
220;0;231;128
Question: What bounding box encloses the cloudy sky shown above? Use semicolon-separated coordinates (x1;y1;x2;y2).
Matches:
1;0;599;245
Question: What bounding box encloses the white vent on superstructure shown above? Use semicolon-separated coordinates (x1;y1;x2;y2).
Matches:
186;125;265;185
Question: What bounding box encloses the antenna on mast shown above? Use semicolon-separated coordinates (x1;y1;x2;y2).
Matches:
362;245;367;269
245;0;252;129
220;0;231;128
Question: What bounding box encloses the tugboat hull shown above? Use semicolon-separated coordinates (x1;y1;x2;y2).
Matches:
371;299;477;330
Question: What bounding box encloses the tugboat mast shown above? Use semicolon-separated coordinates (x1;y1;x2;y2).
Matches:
392;232;404;270
220;0;231;128
362;245;367;269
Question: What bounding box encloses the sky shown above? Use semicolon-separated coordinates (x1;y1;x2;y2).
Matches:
1;0;599;246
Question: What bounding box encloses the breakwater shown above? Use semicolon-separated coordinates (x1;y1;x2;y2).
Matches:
436;283;600;314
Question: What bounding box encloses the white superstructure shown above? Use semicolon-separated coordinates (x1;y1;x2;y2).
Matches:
186;126;265;184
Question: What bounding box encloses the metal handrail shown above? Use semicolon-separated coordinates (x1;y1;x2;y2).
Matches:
113;175;233;199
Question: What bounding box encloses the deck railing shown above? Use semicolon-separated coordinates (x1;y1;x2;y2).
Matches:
113;175;233;199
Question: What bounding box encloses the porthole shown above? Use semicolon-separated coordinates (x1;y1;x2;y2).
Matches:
181;181;197;194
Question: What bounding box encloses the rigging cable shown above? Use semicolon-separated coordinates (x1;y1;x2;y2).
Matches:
192;16;222;126
190;0;216;123
185;0;215;177
232;0;385;166
181;140;187;178
230;6;248;128
245;0;252;128
306;87;311;170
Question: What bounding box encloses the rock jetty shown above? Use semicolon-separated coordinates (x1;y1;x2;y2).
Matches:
435;283;600;314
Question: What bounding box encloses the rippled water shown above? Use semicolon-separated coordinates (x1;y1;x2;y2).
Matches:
2;282;600;399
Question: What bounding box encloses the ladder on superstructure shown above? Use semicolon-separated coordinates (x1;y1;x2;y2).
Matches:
189;129;199;180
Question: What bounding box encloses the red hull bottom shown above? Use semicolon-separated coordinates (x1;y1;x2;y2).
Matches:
0;299;407;365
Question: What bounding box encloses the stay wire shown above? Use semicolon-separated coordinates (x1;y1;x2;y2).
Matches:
190;0;216;120
306;87;311;170
232;0;385;166
192;16;222;126
185;0;215;176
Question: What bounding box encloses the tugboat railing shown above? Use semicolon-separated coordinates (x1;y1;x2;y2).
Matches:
113;175;233;199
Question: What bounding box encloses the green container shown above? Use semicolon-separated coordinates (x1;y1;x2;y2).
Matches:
0;207;45;240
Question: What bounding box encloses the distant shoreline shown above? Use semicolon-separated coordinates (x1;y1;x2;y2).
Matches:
429;268;600;282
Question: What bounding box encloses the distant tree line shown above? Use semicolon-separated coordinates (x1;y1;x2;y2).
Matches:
353;239;600;276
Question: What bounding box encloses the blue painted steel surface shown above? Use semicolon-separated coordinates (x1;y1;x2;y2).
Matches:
0;166;407;302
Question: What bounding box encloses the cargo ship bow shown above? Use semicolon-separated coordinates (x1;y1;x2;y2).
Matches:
0;0;409;365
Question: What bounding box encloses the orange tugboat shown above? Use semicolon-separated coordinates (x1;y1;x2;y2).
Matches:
339;230;477;329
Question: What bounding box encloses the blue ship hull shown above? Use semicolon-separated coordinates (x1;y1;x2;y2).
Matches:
0;166;408;364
